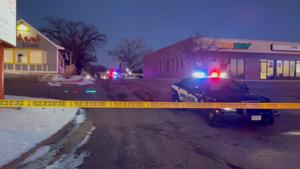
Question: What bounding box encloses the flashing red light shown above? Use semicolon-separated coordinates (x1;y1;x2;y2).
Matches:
107;69;119;79
210;71;220;78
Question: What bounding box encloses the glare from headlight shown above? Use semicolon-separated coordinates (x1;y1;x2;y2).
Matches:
86;75;91;79
222;108;237;112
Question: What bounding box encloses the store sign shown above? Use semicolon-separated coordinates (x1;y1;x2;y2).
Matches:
17;34;41;44
0;0;16;46
271;44;300;52
17;22;41;48
218;41;251;49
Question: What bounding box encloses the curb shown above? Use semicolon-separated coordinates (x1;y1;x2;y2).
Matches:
0;109;80;169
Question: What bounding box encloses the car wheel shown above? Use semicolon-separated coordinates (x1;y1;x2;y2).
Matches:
205;110;222;127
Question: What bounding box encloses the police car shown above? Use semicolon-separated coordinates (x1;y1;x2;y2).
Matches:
171;70;279;127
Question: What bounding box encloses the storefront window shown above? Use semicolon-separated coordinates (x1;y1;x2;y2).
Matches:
229;58;244;78
237;59;244;75
283;61;290;77
260;60;267;80
261;59;299;79
267;60;274;77
289;61;295;77
276;60;283;77
296;61;300;77
229;59;237;76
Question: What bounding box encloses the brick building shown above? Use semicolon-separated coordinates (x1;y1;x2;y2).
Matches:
144;37;300;80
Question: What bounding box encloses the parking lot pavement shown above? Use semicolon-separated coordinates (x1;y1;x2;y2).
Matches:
5;78;300;169
98;79;300;102
80;108;300;169
76;80;300;169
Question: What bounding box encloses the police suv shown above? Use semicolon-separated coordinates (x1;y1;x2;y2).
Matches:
171;71;279;127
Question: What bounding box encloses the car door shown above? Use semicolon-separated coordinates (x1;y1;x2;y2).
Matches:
176;79;189;102
178;78;198;102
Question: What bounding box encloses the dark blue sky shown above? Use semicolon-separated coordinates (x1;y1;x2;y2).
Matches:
18;0;300;67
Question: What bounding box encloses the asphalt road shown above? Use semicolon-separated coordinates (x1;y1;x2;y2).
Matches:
5;79;300;169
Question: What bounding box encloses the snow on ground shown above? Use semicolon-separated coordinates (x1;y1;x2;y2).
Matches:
45;152;89;169
48;75;95;86
0;95;78;168
21;145;51;165
44;126;95;169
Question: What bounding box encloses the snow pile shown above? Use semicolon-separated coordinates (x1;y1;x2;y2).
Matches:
52;75;65;82
21;145;51;165
0;96;78;168
48;75;95;86
45;126;95;169
45;152;89;169
75;109;86;124
76;126;96;148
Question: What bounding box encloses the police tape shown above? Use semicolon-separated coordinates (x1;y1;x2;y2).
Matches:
0;100;300;109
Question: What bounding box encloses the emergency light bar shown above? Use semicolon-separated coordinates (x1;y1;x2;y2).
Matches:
192;71;206;78
192;70;228;78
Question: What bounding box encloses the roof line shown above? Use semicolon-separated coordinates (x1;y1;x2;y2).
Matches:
18;19;65;50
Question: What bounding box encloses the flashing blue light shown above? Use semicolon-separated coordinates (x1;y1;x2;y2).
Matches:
85;89;97;94
192;71;206;78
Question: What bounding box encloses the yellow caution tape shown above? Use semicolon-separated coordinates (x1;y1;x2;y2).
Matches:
0;100;300;109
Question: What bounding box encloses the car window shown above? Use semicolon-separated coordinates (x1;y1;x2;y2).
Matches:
179;78;207;92
179;78;193;89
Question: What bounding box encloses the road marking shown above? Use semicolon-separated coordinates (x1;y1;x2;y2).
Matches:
0;100;300;109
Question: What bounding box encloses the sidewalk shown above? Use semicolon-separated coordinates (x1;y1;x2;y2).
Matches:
0;95;79;169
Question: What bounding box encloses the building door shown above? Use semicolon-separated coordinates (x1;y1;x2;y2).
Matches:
267;60;274;79
276;60;283;78
260;60;267;80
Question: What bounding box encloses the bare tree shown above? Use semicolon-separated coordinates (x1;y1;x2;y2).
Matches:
192;33;219;52
40;17;106;74
108;38;151;71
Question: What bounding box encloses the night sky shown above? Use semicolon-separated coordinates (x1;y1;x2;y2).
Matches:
18;0;300;68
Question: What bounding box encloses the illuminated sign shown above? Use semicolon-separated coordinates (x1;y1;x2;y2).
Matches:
271;44;300;52
16;22;41;48
17;23;30;32
17;34;41;43
0;0;16;46
218;41;251;49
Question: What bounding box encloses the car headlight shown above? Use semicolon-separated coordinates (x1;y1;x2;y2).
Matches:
222;108;237;112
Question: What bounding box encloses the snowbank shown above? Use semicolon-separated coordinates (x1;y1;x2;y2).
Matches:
0;96;78;168
48;75;95;86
